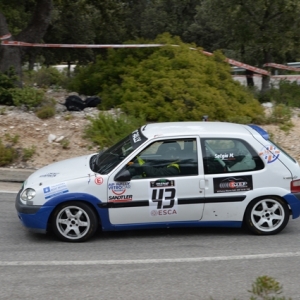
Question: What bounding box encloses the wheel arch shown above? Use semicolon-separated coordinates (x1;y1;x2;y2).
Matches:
242;194;291;222
44;192;103;231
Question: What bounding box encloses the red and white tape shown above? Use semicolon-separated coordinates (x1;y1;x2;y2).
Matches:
4;36;295;76
0;33;11;40
264;63;300;72
1;40;164;48
201;50;270;76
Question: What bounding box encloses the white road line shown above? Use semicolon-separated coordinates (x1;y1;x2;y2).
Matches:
1;252;299;266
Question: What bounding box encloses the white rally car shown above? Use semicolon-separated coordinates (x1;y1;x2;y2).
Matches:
15;122;300;242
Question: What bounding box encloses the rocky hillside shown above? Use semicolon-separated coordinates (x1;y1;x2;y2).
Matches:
1;90;300;169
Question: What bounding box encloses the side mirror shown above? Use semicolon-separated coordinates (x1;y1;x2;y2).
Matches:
114;169;131;181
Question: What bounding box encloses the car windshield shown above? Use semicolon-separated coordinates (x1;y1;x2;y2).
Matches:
90;128;147;174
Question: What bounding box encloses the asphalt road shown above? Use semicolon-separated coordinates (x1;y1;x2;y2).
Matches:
1;192;300;300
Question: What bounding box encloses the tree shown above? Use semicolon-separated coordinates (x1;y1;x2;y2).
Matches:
42;0;97;73
131;0;200;41
189;0;300;92
0;0;53;84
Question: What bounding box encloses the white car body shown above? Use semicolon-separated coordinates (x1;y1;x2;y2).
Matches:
15;122;300;242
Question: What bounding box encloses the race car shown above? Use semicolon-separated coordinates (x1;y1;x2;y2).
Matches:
15;122;300;242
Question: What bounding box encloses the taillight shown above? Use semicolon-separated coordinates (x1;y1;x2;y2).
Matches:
291;179;300;193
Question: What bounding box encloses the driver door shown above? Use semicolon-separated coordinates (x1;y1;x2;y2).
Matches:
107;137;205;226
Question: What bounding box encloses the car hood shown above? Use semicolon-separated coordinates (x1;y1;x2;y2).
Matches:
24;154;95;187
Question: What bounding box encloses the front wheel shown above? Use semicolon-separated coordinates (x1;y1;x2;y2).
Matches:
244;197;290;235
51;201;98;242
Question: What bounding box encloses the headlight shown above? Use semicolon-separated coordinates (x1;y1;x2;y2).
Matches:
21;188;36;201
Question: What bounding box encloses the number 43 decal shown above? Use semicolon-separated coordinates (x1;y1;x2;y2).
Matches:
151;188;176;209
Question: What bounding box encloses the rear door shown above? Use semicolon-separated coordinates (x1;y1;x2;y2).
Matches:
200;137;267;221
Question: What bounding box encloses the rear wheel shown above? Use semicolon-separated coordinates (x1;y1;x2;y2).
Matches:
244;196;290;235
51;201;98;242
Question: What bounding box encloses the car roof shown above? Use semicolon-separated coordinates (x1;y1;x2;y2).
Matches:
140;122;266;140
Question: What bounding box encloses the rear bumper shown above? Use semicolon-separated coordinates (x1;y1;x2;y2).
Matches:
283;192;300;219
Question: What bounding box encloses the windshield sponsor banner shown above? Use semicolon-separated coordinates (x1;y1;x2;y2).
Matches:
130;129;147;149
149;179;178;216
213;176;253;193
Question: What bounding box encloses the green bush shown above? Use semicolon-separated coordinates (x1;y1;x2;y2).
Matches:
84;112;146;149
258;80;300;107
0;84;45;108
9;86;44;108
0;139;17;166
248;275;291;300
0;68;18;106
22;146;36;161
4;133;19;145
268;104;292;124
36;105;56;119
23;67;68;88
69;33;264;123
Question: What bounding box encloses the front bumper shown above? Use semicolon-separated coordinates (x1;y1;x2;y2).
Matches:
15;189;54;233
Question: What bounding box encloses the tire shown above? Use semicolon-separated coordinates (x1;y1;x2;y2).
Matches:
51;201;98;242
244;196;290;235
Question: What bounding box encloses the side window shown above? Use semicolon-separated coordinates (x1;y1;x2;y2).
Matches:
201;138;264;175
126;138;198;179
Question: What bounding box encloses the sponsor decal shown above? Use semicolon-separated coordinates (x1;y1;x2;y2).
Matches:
150;179;175;188
40;172;59;178
132;130;142;143
108;195;133;202
94;176;103;185
43;182;69;199
213;176;253;193
108;182;131;195
149;179;178;216
214;153;235;160
259;145;280;163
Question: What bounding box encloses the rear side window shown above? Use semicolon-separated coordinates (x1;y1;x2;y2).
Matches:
201;138;264;174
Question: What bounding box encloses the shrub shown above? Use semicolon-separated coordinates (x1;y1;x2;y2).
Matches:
4;133;19;145
36;105;56;119
248;275;291;300
0;140;17;166
69;33;264;123
0;107;7;115
24;67;68;88
10;86;44;108
60;138;70;149
22;146;36;161
258;80;300;107
84;112;146;149
0;68;18;106
268;104;292;124
226;115;252;124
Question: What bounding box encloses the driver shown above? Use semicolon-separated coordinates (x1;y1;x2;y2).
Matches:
128;145;180;178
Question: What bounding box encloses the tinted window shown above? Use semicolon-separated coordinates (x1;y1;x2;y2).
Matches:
201;138;264;174
125;138;198;179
